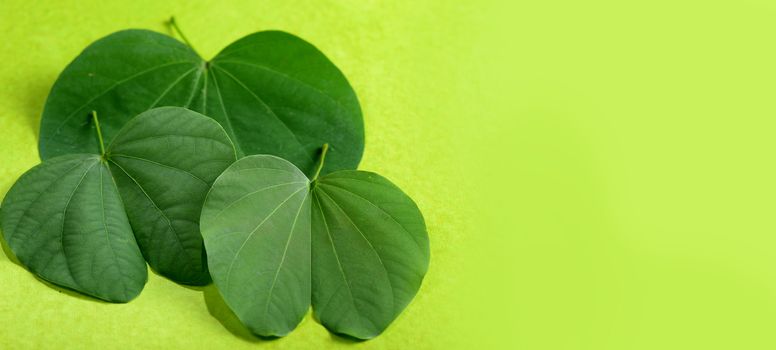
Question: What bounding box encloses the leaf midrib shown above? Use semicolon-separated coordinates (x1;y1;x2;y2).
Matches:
109;154;209;185
209;181;308;222
146;66;199;110
312;191;355;317
223;185;308;295
263;189;310;324
319;182;426;254
213;60;347;113
207;67;243;156
315;187;396;318
210;64;311;163
98;164;132;300
107;158;197;274
6;158;91;244
60;160;101;291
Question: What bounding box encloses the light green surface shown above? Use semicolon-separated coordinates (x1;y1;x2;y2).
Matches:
3;0;776;349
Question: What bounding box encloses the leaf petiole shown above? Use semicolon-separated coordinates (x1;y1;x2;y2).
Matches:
91;110;106;158
168;16;200;57
311;143;329;182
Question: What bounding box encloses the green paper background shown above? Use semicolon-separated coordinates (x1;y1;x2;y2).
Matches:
2;0;776;349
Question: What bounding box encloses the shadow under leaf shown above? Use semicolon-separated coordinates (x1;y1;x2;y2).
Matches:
34;275;112;304
328;329;369;344
201;284;275;343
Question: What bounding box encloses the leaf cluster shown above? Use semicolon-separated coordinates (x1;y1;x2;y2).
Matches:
0;19;429;340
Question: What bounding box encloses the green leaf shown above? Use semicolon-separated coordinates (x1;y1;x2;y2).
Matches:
201;155;429;339
39;29;363;177
200;155;311;337
106;107;237;285
0;154;145;302
312;171;430;339
1;107;236;301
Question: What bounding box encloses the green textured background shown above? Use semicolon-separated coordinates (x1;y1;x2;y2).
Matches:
3;0;776;349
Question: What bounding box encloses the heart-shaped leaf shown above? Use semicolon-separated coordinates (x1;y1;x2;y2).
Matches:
1;154;146;302
38;28;363;177
200;152;429;339
1;107;236;301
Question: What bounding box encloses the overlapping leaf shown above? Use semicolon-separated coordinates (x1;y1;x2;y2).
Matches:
1;107;236;301
1;154;146;302
4;22;425;341
38;29;363;177
200;154;429;339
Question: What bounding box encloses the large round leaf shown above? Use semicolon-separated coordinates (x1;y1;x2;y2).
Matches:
200;155;429;339
38;29;363;177
1;107;236;301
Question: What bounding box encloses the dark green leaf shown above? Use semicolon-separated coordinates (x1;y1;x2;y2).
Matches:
1;155;145;302
1;107;236;301
201;155;429;339
39;29;363;177
312;171;429;339
107;107;236;284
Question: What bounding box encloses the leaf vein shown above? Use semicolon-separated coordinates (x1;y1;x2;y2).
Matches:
316;188;396;313
223;185;308;295
214;60;347;112
263;190;309;319
49;60;195;138
210;181;308;222
7;158;92;243
318;183;425;253
59;160;101;290
211;65;311;162
208;68;243;156
146;66;198;110
313;191;361;321
109;133;233;152
98;164;130;299
107;159;196;273
109;154;209;185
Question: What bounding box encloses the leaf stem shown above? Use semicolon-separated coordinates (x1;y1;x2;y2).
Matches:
311;143;329;181
168;16;200;57
92;110;106;157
